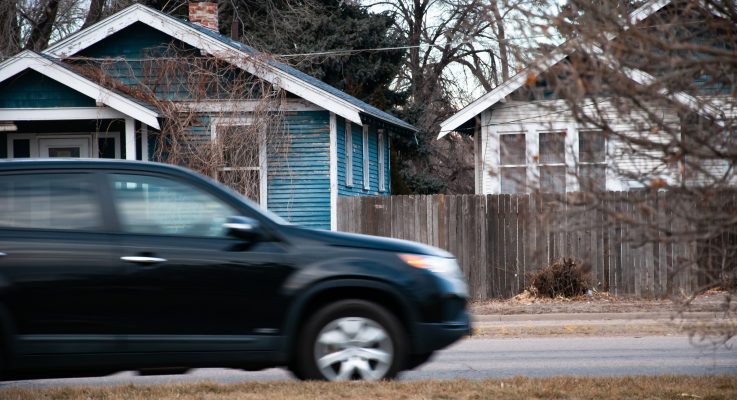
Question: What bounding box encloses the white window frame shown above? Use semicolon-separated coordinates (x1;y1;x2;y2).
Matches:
577;129;607;191
378;129;385;192
210;117;267;208
345;120;353;187
499;132;527;194
363;124;370;190
538;130;567;193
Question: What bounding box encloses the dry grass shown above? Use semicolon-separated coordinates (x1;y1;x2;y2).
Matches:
471;290;731;315
472;321;682;337
2;376;737;400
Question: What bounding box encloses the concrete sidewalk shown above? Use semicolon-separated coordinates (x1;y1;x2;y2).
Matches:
470;311;728;337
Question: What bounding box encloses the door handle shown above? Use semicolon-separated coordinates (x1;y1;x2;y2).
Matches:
121;256;167;264
0;252;6;257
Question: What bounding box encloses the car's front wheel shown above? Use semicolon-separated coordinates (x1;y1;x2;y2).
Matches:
294;300;406;381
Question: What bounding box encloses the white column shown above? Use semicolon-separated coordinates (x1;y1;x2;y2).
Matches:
125;118;136;160
329;112;338;231
526;126;539;193
566;123;579;192
141;124;148;161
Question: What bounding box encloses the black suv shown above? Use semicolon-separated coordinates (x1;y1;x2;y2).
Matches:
0;160;469;381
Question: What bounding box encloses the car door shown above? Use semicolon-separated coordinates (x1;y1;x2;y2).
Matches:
0;171;124;356
106;172;294;353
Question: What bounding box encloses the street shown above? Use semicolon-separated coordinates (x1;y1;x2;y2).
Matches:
3;335;735;389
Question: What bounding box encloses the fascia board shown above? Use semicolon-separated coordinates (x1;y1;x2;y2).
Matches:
45;6;364;126
438;47;571;138
0;51;160;129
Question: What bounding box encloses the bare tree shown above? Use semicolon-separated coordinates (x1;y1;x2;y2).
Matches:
71;44;290;203
495;0;737;343
0;1;22;57
361;0;541;194
23;0;61;50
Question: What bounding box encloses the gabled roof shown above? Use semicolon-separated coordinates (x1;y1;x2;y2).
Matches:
45;4;416;132
0;50;160;129
438;0;672;138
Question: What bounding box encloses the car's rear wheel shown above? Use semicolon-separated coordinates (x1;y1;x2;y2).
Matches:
294;300;406;381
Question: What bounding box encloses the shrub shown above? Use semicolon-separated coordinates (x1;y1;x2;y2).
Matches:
528;258;592;298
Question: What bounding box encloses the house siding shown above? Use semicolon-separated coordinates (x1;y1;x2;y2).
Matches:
0;70;95;108
75;22;207;100
480;100;681;194
337;117;389;196
268;111;331;229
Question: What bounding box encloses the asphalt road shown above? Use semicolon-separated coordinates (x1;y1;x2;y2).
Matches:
2;336;736;389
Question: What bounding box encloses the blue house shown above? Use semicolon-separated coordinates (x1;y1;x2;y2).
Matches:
0;3;415;230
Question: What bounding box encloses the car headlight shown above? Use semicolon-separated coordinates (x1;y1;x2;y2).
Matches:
398;254;462;278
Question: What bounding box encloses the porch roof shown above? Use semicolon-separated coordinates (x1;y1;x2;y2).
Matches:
0;51;160;129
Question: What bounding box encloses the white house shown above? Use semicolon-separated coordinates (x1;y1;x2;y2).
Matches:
439;0;735;194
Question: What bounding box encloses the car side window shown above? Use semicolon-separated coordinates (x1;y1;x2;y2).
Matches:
110;173;238;238
0;173;102;231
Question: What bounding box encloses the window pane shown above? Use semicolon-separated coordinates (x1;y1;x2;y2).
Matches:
540;166;566;193
579;130;605;163
501;167;526;194
500;134;526;165
539;131;565;164
218;125;259;167
578;164;606;191
111;174;237;237
0;174;102;230
98;137;117;159
217;169;259;203
12;139;31;158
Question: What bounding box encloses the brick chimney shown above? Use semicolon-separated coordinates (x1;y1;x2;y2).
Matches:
189;0;218;32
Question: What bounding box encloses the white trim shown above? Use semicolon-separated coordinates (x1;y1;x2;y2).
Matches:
329;112;338;231
478;111;490;194
43;5;366;127
95;131;122;159
7;133;38;158
124;118;136;160
140;124;149;161
564;124;578;192
362;124;370;190
39;137;91;158
345;120;353;187
0;51;160;129
438;0;672;137
210;116;254;139
259;124;268;209
378;129;385;192
0;107;129;121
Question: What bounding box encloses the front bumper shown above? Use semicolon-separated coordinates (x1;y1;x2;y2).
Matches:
411;309;471;354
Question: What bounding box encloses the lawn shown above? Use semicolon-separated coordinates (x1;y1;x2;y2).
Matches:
3;375;736;400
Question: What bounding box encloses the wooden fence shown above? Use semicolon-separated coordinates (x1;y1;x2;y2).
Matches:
337;192;732;299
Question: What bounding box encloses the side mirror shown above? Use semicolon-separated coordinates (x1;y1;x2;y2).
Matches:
223;216;263;241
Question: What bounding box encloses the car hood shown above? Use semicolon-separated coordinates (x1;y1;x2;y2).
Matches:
283;226;454;258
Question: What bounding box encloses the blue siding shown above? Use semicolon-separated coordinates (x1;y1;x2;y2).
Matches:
75;22;216;100
267;111;331;229
337;117;390;197
0;70;95;108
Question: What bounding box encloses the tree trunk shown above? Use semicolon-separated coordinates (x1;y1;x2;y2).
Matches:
0;1;21;57
490;1;509;81
25;0;60;51
82;0;106;28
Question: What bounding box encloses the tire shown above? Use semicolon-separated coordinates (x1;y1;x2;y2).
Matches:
293;300;407;381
